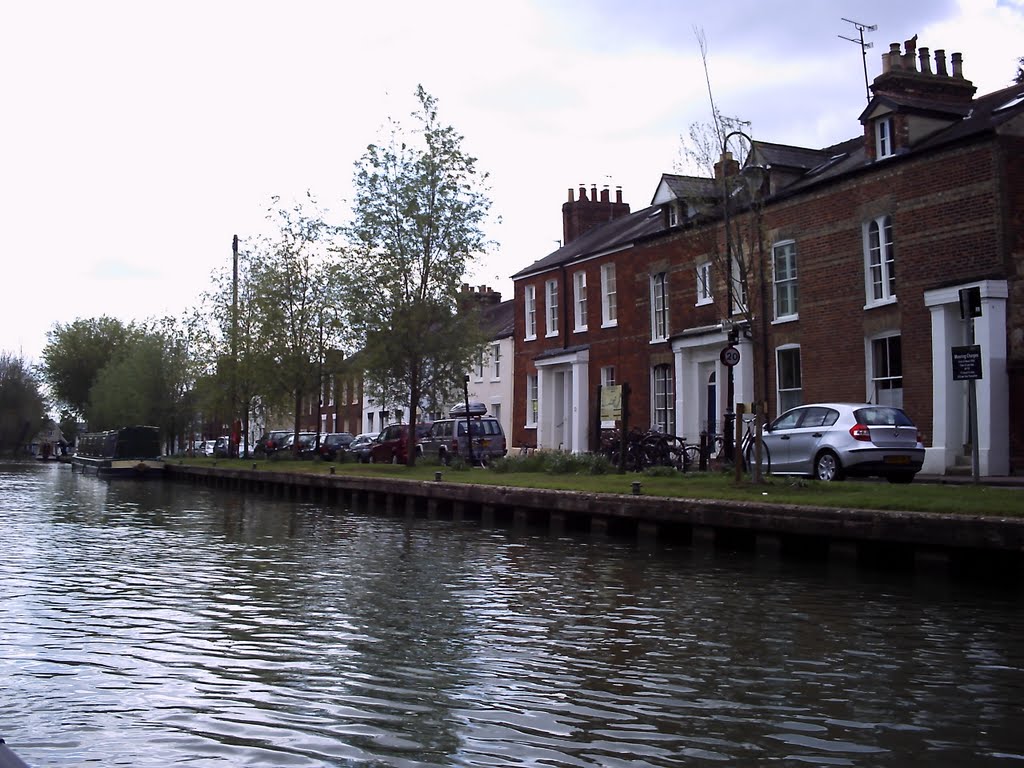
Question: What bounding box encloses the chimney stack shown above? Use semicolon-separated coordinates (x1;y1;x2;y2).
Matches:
561;182;631;246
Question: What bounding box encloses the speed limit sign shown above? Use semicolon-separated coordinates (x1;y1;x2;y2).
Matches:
720;345;741;367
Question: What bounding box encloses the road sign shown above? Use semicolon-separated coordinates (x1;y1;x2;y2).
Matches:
720;345;741;367
959;287;982;320
951;345;983;381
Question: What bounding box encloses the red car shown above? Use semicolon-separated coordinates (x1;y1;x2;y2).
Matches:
368;424;430;464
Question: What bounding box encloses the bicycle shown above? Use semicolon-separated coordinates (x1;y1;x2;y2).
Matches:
739;415;771;476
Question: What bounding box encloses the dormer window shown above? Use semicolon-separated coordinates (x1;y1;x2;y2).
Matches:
668;203;680;227
875;117;894;159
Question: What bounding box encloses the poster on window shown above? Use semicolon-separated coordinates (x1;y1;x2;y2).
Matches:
600;385;622;421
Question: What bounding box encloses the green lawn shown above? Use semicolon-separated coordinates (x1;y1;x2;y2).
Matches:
171;456;1023;518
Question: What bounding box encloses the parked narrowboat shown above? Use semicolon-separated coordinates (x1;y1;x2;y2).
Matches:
71;426;165;478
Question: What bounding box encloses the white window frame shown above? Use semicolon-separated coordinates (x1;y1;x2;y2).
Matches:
526;374;538;427
650;272;668;341
696;261;713;306
545;279;559;337
474;351;484;381
772;240;798;321
652;363;675;435
600;263;617;327
864;215;896;307
573;270;588;332
524;285;537;340
600;366;615;387
868;333;903;407
875;117;894;159
491;343;501;380
776;345;802;415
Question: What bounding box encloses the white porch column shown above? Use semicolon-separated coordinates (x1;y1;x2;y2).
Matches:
924;280;1009;476
570;356;590;453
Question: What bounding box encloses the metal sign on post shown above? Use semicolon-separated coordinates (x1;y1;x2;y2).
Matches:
951;345;983;381
720;345;740;367
959;286;982;320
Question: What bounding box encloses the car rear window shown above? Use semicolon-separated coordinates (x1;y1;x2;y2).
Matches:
854;407;914;426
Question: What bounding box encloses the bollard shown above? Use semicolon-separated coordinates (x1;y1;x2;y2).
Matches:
251;463;256;470
329;466;335;475
699;431;708;471
632;480;642;495
435;471;442;482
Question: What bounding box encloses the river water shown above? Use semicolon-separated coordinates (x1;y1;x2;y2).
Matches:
1;461;1022;767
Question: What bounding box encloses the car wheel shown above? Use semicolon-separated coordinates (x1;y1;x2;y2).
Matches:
814;450;844;481
391;453;399;464
439;450;449;467
886;472;915;484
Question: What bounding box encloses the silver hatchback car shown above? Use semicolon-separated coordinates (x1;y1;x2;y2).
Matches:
752;403;925;483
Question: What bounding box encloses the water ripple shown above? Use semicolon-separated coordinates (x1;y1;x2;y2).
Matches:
0;462;1022;766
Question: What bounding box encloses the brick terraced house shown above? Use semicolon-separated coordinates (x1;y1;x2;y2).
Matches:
511;35;1023;476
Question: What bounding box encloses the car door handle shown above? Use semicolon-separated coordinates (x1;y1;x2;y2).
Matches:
780;435;790;440
812;432;823;437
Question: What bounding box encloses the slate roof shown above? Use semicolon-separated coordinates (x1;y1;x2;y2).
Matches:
510;80;1024;281
481;299;515;340
510;204;666;279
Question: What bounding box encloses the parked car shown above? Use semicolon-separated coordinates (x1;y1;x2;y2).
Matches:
751;403;925;483
213;435;231;458
368;423;430;464
418;410;507;465
201;440;216;457
347;432;378;463
318;432;354;461
282;432;318;457
255;430;292;457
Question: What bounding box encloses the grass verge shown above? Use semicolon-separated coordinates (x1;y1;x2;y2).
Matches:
172;454;1022;518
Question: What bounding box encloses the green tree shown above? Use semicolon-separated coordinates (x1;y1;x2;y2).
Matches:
41;316;138;418
85;318;204;452
345;85;494;464
247;193;344;453
0;352;47;456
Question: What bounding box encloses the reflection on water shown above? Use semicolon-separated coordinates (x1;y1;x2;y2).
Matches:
1;461;1022;766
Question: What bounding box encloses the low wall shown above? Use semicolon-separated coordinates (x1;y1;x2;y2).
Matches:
165;465;1024;580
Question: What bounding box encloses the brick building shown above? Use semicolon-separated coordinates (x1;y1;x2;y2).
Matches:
511;35;1023;476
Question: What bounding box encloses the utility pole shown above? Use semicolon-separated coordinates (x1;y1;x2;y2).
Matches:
231;234;239;458
839;17;877;102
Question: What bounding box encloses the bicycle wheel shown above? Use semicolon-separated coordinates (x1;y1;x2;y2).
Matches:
743;438;771;476
683;444;700;468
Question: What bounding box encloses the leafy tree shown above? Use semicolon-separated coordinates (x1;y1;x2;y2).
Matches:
246;194;344;453
41;316;138;418
344;85;494;465
0;352;47;456
85;318;204;452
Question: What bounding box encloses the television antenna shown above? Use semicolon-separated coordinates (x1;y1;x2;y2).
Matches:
839;17;877;102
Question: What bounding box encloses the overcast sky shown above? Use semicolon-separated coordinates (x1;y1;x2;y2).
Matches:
3;0;1022;365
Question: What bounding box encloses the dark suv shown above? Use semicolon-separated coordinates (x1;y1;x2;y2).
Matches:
255;430;292;457
418;416;506;465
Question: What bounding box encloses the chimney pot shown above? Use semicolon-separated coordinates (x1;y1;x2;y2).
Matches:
579;184;588;201
600;187;609;203
567;188;575;202
616;186;623;204
591;184;598;200
934;49;948;76
919;47;932;75
951;51;963;78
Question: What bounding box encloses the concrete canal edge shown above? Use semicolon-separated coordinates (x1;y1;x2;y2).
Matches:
165;465;1024;582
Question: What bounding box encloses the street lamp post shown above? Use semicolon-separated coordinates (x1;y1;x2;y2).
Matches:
720;129;755;464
